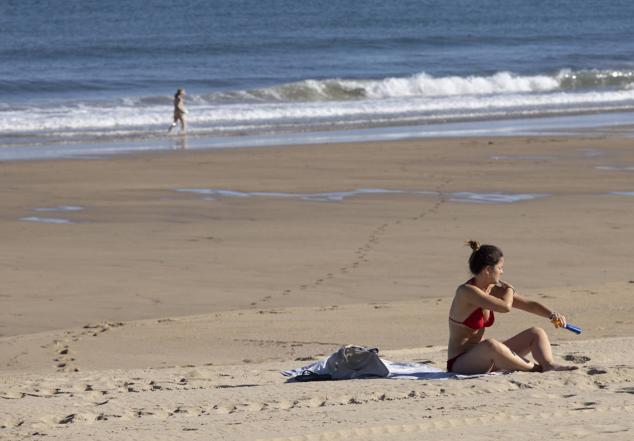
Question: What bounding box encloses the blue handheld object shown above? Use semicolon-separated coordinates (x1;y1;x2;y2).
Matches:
564;324;582;334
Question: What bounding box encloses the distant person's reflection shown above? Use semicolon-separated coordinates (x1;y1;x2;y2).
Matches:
172;133;188;150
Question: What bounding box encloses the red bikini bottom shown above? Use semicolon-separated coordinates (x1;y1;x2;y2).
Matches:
446;352;466;372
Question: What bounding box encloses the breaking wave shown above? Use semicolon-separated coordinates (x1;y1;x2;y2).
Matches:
2;69;634;144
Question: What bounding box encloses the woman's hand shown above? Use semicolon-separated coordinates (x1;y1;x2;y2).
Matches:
549;311;567;328
498;280;516;294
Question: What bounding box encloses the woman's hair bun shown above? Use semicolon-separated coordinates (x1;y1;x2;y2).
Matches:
465;241;503;274
465;240;481;251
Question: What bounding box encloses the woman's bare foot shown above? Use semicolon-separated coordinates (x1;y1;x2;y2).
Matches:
529;363;543;372
542;363;579;372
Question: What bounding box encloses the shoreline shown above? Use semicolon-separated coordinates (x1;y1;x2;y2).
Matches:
2;110;634;161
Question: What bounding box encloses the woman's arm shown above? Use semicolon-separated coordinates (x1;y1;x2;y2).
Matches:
459;284;513;312
511;293;551;317
511;292;566;326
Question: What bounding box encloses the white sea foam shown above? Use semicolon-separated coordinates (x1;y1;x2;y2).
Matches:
176;188;409;201
32;205;83;212
596;166;634;171
19;216;74;224
491;155;557;161
175;188;545;204
3;89;634;139
359;71;559;98
2;70;634;141
448;192;549;204
234;69;634;101
609;192;634;196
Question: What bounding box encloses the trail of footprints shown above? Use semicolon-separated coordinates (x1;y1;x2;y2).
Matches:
252;181;451;308
46;321;124;372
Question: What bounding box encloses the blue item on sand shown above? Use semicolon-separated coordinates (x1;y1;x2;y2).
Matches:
564;323;582;334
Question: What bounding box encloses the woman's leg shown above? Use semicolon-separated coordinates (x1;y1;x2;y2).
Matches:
450;338;536;374
168;115;178;132
503;327;577;372
180;116;186;131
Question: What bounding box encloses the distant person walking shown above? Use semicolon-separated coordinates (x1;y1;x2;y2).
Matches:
168;88;186;132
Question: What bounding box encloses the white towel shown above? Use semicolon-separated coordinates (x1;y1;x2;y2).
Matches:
283;358;495;381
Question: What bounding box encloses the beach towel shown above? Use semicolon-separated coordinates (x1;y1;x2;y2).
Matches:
282;345;489;381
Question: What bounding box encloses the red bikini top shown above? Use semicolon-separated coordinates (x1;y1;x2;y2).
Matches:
449;278;495;330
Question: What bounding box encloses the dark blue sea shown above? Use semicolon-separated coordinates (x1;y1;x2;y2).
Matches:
1;0;634;158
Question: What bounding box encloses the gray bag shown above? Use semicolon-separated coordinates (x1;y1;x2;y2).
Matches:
283;344;390;382
326;345;389;379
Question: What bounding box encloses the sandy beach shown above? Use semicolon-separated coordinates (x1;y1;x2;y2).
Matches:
1;134;633;440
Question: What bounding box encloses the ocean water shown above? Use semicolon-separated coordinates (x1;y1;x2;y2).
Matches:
1;0;634;157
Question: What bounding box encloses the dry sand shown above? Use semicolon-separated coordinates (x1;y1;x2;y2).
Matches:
1;135;633;440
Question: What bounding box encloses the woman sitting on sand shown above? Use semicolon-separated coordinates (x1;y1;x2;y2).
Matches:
447;240;578;374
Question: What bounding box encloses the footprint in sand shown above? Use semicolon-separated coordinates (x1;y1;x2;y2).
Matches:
213;403;237;414
51;322;124;372
1;418;24;429
564;354;591;364
616;386;634;394
0;390;25;400
307;397;327;408
318;305;338;312
586;367;608;375
58;414;76;425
